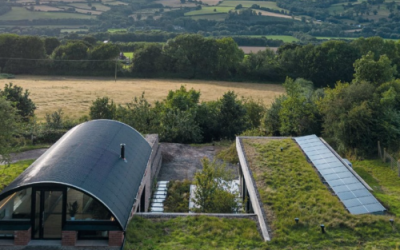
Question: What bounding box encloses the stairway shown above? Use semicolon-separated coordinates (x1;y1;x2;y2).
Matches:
149;181;168;213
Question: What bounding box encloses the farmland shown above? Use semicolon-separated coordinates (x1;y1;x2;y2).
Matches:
0;7;95;20
0;76;284;120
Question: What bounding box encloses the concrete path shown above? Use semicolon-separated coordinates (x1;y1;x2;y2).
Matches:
0;148;48;165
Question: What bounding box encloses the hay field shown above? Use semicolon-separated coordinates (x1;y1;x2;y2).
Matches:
0;76;284;120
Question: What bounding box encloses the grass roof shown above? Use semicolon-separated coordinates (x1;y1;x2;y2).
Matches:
242;138;400;249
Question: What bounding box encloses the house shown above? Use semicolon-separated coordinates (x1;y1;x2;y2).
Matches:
0;120;161;247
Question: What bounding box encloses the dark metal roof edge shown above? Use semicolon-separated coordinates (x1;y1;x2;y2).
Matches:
91;119;150;147
123;155;152;231
1;181;124;230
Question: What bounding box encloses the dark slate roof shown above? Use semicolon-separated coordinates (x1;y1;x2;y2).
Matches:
0;120;152;229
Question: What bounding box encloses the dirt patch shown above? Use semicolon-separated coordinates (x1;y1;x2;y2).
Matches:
159;143;238;181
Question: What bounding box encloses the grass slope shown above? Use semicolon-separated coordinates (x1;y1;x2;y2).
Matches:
243;138;400;249
0;76;284;120
0;7;94;20
124;216;264;250
0;160;34;191
353;160;400;217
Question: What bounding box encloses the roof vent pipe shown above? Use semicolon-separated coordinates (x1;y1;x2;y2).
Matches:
120;144;125;159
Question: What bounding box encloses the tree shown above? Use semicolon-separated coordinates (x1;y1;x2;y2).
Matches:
83;36;97;45
279;78;320;136
0;83;36;121
45;109;64;129
0;97;18;166
317;82;376;155
162;34;219;78
44;37;60;55
89;97;116;120
262;95;286;136
353;51;397;85
132;44;163;75
159;108;202;143
164;85;200;111
89;43;120;71
215;37;244;78
217;91;249;139
116;92;159;134
192;158;238;213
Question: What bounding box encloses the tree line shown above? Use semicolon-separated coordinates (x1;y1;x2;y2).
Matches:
2;34;400;87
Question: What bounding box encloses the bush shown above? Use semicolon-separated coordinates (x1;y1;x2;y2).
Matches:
163;180;191;212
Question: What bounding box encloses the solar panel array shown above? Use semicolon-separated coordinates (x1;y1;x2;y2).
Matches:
295;135;386;215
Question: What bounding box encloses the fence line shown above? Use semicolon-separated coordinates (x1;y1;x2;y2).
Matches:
378;141;400;177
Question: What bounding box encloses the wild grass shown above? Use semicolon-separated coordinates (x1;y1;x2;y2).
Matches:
0;76;284;120
242;138;400;249
353;160;400;217
163;180;191;212
216;142;239;164
124;216;265;250
0;160;34;191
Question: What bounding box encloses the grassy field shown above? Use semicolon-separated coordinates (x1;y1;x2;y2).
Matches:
124;216;264;250
0;7;95;20
185;6;233;15
0;76;284;120
220;0;283;11
242;138;400;249
0;160;34;191
123;52;134;59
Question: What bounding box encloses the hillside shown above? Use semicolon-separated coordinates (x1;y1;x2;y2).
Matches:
1;0;400;40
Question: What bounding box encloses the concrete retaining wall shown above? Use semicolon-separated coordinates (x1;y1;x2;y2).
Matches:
236;137;272;241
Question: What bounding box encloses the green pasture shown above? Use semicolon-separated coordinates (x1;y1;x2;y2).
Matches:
264;35;298;42
185;6;233;15
219;1;283;11
123;52;134;59
68;3;111;11
0;7;95;21
316;36;357;40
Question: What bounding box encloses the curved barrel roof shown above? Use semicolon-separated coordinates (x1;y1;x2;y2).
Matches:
0;120;152;229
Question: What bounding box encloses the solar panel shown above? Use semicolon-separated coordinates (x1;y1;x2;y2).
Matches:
295;135;386;215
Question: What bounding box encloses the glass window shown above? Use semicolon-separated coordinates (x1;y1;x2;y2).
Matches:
67;188;112;221
0;188;31;220
78;231;108;239
0;231;14;238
